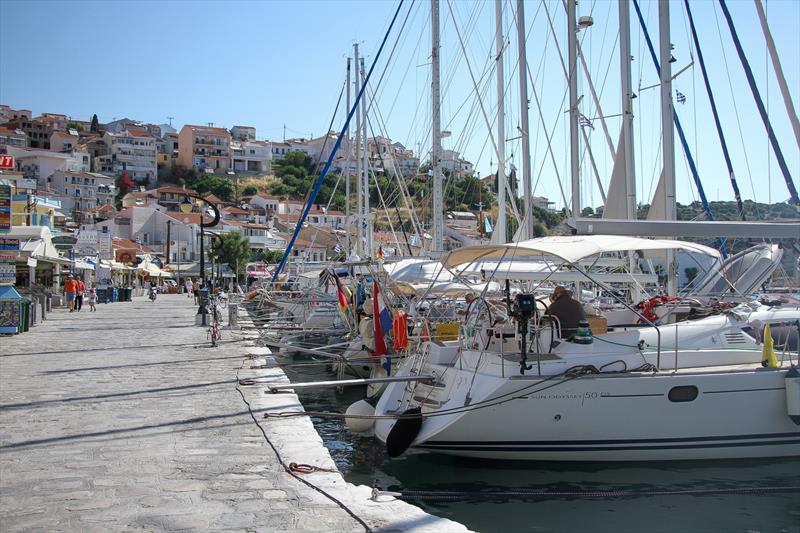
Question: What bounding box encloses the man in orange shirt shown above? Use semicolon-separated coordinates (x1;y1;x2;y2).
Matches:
64;273;78;312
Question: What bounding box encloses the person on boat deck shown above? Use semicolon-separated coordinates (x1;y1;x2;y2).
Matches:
359;297;376;352
548;285;587;340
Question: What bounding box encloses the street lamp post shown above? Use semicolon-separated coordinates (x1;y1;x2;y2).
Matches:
180;194;220;325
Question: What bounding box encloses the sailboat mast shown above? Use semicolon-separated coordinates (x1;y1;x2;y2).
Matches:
567;0;580;217
659;0;677;295
431;0;444;254
345;57;352;255
516;0;533;240
754;0;800;151
619;0;637;222
494;0;507;243
361;57;373;256
354;44;363;257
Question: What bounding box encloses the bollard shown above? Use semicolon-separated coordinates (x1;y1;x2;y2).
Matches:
228;305;239;328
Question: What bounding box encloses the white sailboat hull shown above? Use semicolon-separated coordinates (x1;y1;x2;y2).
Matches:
374;344;800;461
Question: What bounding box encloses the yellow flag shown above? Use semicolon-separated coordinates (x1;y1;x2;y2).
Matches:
761;323;779;368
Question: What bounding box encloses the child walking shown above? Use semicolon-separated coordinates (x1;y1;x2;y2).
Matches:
88;285;97;312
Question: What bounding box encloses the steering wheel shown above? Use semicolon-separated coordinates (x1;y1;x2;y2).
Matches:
465;296;493;328
535;297;551;316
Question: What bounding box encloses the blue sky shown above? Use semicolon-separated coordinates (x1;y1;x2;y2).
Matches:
1;0;798;210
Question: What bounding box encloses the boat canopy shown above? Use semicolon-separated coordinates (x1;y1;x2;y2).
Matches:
443;235;721;269
384;258;453;284
391;280;501;297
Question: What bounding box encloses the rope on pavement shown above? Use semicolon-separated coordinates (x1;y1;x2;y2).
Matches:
236;351;373;533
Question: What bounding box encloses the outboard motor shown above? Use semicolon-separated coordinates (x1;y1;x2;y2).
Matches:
508;292;539;375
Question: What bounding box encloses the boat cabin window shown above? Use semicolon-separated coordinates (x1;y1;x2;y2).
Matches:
668;386;698;403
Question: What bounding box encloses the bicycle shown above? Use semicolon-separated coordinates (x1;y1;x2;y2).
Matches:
207;295;222;347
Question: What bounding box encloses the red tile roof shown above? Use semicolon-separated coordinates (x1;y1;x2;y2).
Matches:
0;126;23;135
127;129;154;138
164;212;219;227
154;185;197;195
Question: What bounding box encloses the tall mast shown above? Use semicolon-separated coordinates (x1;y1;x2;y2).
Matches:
619;0;637;221
754;0;800;151
361;57;373;256
567;0;580;217
353;43;363;257
345;57;352;255
659;0;677;295
516;0;533;239
431;0;444;254
493;0;507;244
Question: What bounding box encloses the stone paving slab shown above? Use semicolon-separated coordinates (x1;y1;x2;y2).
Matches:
0;294;470;533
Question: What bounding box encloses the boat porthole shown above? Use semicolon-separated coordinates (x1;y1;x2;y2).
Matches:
554;414;561;421
668;385;699;402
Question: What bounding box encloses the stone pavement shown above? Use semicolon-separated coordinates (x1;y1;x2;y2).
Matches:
0;294;470;533
0;294;370;532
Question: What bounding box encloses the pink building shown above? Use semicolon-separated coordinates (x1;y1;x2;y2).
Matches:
177;125;231;173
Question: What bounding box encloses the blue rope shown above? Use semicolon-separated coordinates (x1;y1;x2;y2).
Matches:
684;0;744;221
271;0;407;282
718;0;799;206
632;0;728;258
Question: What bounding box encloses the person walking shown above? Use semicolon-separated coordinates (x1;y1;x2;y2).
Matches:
87;284;97;312
185;278;194;299
75;278;85;312
64;274;78;312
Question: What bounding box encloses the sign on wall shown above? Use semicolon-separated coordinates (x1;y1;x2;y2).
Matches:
0;155;14;169
0;184;11;233
0;253;16;285
0;238;19;251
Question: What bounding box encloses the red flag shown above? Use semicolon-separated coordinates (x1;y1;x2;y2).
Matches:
373;280;387;357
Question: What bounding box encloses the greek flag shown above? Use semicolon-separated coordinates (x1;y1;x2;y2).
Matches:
676;90;686;104
579;114;594;129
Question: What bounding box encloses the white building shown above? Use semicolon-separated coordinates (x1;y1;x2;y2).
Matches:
231;140;271;174
231;125;256;141
270;141;291;162
48;170;115;219
441;149;474;177
4;145;89;186
99;130;157;184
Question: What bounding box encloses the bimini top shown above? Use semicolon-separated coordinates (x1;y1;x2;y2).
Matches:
443;235;720;269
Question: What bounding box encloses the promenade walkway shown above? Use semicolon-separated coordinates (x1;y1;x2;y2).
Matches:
0;294;468;533
2;293;360;531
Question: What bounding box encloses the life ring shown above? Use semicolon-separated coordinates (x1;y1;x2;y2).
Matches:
393;310;408;350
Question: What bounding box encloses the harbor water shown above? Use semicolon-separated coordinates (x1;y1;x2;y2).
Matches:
283;359;800;533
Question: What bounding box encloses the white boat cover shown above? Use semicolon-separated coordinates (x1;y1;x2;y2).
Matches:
383;258;454;283
443;235;720;269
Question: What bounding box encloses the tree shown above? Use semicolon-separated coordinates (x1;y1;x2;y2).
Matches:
118;171;134;197
242;185;258;197
684;267;699;285
210;232;252;276
189;174;235;202
90;114;99;133
252;249;284;263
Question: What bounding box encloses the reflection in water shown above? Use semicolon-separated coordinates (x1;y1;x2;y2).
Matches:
284;358;800;533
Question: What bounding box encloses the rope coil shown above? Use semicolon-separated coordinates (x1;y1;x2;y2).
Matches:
289;462;339;474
